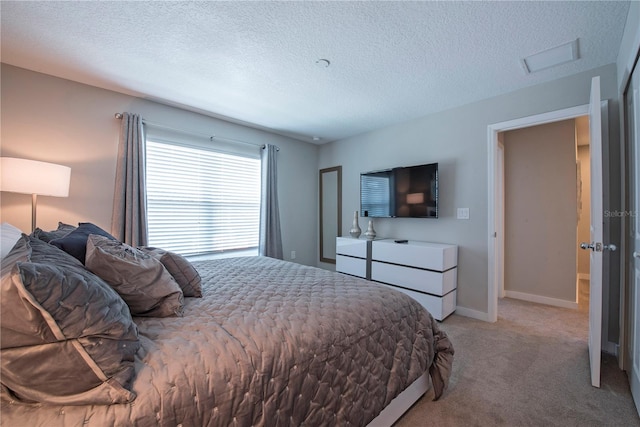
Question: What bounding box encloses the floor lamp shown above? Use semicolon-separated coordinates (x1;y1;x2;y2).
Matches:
1;157;71;231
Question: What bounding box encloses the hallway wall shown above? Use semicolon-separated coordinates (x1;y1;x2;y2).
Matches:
503;119;577;304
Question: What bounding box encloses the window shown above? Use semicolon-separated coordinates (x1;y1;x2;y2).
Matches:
146;139;261;258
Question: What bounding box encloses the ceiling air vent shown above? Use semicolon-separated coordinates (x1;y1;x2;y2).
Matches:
521;39;579;74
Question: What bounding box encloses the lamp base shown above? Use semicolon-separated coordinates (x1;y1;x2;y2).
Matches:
31;193;37;232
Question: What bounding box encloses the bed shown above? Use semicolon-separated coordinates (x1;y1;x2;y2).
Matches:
1;224;454;427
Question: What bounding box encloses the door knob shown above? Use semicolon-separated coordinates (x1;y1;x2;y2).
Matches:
634;251;640;259
579;242;616;252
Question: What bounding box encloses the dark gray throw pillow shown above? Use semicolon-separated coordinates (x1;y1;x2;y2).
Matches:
86;235;184;317
0;235;140;405
50;222;116;264
139;247;203;298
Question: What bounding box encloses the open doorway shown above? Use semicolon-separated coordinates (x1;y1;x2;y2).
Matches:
499;117;590;311
487;103;592;323
489;82;611;388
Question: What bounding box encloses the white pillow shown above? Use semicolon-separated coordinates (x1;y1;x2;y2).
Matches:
1;222;24;259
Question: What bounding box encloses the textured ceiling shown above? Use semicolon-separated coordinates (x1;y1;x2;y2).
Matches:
0;1;630;143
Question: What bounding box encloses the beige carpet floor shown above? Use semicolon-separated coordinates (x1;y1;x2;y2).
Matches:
394;297;640;427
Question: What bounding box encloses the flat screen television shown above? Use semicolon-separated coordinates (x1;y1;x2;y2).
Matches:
360;163;438;218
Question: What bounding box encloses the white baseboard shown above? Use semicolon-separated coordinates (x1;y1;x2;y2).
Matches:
603;341;618;356
504;290;578;310
454;306;491;322
578;273;590;281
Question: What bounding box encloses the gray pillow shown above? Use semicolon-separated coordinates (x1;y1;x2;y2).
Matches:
0;235;140;405
139;247;202;297
86;235;184;317
31;222;77;243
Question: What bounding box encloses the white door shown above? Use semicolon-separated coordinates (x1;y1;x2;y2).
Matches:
628;60;640;415
580;76;604;388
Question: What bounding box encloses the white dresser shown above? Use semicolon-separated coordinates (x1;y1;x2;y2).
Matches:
336;237;458;321
335;237;369;278
371;239;457;321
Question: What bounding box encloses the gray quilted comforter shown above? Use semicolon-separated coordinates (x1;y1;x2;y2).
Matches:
1;256;453;426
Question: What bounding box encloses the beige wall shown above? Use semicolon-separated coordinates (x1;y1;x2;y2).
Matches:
0;64;320;266
503;120;577;303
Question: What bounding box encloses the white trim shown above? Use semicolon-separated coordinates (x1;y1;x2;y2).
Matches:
487;125;499;322
367;371;430;427
505;290;579;310
497;136;505;299
603;341;619;356
454;306;492;322
488;104;590;323
489;105;589;133
600;100;611;356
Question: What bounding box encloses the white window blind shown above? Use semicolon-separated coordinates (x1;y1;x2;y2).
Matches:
360;174;392;217
146;140;261;257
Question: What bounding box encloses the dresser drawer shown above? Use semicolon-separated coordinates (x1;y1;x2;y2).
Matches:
336;237;368;258
336;255;367;278
380;284;456;321
371;261;456;296
371;239;457;271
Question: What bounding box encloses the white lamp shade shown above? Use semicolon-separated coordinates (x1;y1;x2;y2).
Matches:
1;157;71;197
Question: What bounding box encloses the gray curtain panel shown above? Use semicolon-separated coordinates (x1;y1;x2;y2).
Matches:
259;144;283;259
111;112;148;246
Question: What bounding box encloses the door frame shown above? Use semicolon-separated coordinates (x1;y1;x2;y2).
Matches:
487;104;590;322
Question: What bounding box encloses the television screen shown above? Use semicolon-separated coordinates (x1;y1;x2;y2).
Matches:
360;163;438;218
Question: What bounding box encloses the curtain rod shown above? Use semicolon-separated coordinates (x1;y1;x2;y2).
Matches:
114;113;278;150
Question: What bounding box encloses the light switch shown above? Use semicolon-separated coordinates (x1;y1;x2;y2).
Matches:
457;208;470;220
